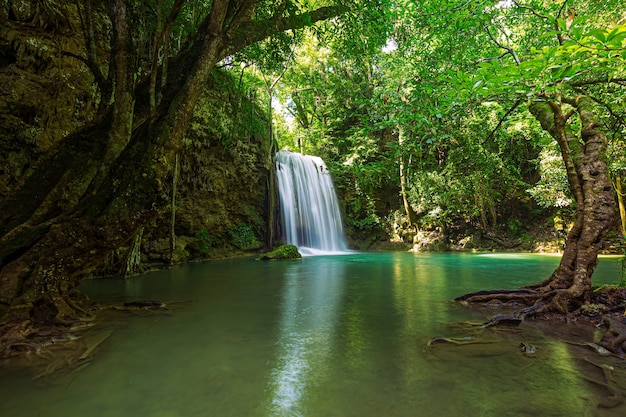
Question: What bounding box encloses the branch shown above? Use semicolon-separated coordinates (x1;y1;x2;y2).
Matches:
270;0;289;24
483;24;520;65
225;1;256;32
512;0;549;20
529;100;584;205
74;0;108;102
555;0;569;45
224;5;346;57
472;51;509;65
208;0;230;35
570;77;626;87
577;93;626;129
485;99;522;142
149;0;186;117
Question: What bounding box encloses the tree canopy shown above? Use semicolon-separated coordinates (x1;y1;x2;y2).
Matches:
269;0;625;239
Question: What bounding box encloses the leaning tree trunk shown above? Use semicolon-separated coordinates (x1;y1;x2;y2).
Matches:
0;2;343;357
459;96;617;315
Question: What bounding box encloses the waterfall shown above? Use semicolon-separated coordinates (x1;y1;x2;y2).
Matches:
275;150;348;255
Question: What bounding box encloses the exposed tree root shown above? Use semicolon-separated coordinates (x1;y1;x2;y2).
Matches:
0;296;191;381
598;315;626;355
427;335;497;348
578;358;625;409
456;285;626;356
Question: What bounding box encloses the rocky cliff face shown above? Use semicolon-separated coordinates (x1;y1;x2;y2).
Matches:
0;1;271;272
142;73;271;264
0;1;99;198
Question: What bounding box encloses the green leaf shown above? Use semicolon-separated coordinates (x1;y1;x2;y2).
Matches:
608;32;626;48
561;65;579;78
589;28;607;43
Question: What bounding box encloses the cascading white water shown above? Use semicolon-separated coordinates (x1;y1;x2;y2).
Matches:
275;150;348;255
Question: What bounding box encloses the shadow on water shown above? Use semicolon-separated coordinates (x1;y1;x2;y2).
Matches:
0;252;625;417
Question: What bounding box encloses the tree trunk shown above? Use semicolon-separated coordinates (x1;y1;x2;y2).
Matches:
616;174;626;237
267;152;277;249
169;154;178;266
398;130;416;227
0;2;343;357
459;97;617;314
120;227;144;278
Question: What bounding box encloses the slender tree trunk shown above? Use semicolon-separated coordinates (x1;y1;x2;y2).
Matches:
120;227;143;278
399;158;414;225
398;130;415;226
169;154;178;266
616;174;626;237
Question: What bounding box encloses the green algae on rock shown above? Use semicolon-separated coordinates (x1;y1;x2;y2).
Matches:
258;245;302;260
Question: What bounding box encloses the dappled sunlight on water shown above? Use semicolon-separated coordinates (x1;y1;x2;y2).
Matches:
0;252;624;416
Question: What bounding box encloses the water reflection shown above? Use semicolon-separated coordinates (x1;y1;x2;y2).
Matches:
0;253;623;417
267;260;345;416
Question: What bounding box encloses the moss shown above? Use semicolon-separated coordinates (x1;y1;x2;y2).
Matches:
230;223;261;250
258;244;302;260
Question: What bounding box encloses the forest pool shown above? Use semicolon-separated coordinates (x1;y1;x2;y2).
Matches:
1;252;625;417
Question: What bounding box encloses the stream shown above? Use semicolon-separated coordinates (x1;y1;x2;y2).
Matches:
0;252;624;416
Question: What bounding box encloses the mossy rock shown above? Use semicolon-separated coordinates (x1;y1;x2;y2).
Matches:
258;244;302;260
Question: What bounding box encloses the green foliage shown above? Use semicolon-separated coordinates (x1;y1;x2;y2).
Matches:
230;223;261;250
507;218;524;236
187;70;267;149
194;229;213;255
347;210;383;237
527;144;573;208
262;0;626;240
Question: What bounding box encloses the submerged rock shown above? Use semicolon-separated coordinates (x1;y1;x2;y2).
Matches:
520;342;537;356
258;244;302;260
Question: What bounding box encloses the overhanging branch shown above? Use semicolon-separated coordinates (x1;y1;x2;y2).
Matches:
224;5;346;57
485;99;522;142
483;24;520;65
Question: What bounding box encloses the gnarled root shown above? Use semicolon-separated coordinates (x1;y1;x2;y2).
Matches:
598;315;626;356
579;358;625;409
455;288;539;305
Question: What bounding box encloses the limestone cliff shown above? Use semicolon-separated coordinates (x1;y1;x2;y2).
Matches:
142;72;271;264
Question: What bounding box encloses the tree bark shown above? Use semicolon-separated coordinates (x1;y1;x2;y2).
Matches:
121;227;144;278
398;129;416;226
616;174;626;237
169;154;178;266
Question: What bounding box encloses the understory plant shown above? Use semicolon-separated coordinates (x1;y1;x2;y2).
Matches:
195;229;213;255
230;223;261;250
